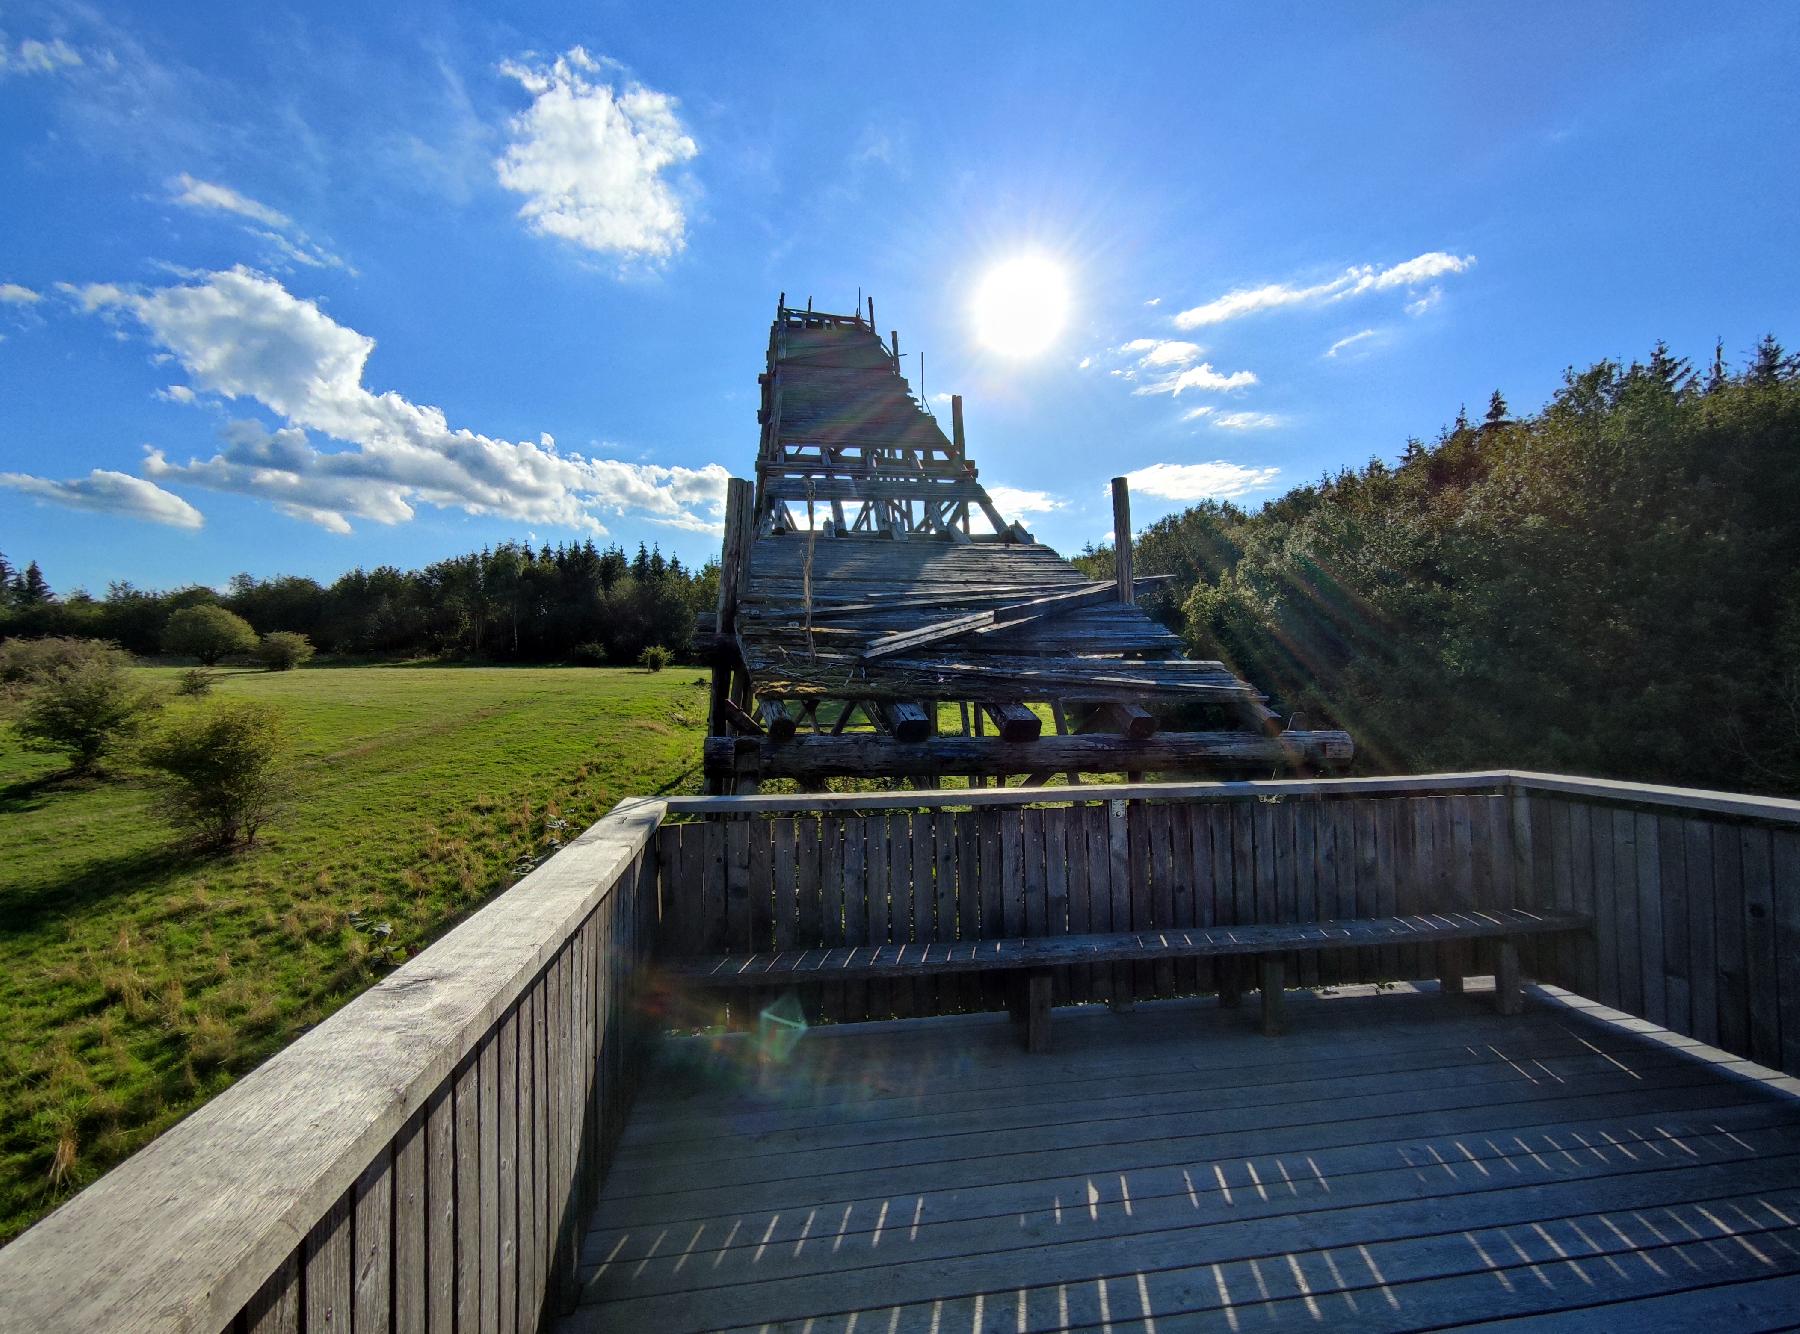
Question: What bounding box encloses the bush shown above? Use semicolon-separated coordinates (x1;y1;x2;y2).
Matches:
570;642;607;667
14;657;159;772
0;636;129;687
638;644;674;672
175;668;219;696
161;606;258;665
140;699;286;847
255;631;315;671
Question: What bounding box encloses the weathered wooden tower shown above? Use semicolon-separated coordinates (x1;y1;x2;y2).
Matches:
703;294;1352;792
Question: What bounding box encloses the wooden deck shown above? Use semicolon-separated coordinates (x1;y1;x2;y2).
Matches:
562;983;1800;1333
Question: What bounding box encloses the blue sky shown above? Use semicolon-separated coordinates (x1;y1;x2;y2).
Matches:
3;2;1797;594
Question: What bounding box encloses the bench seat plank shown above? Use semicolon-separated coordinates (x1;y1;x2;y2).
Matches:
663;909;1589;987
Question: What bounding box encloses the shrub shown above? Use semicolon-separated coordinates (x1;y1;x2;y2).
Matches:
175;668;219;697
0;636;129;687
14;657;159;772
638;644;674;672
569;642;607;666
161;606;258;665
140;700;286;847
255;631;315;671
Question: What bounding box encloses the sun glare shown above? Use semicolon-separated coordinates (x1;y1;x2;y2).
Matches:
971;254;1070;358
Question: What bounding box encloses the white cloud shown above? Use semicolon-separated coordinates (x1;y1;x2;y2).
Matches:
0;35;83;77
74;266;729;534
1138;339;1204;367
931;391;953;404
171;173;290;228
155;384;196;403
1180;405;1215;422
1077;355;1092;370
1132;363;1258;396
1213;411;1282;430
987;486;1064;517
496;47;697;261
169;174;349;272
1406;287;1443;316
0;468;202;528
1119;461;1281;501
1144;297;1162;306
1325;328;1379;358
1173;251;1474;328
0;282;41;304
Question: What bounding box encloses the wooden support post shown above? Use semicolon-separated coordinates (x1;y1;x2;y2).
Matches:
721;698;765;735
1259;957;1286;1036
1026;971;1053;1054
1439;946;1466;997
1495;937;1524;1016
1078;701;1159;739
951;395;965;455
1218;959;1244;1009
1111;476;1133;603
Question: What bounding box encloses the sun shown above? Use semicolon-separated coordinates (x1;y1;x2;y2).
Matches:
971;254;1070;358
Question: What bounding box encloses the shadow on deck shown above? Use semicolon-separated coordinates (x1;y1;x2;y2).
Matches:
564;983;1800;1333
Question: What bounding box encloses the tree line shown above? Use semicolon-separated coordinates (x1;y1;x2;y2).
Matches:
1078;336;1800;794
0;540;715;665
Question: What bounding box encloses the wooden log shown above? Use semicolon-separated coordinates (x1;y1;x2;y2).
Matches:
980;703;1043;743
1111;476;1133;603
755;698;796;741
720;697;765;736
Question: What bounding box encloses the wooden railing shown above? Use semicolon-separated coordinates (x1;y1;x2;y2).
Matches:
3;772;1796;1332
0;798;665;1334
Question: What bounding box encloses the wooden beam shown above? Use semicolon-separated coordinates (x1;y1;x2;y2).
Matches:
1077;701;1159;740
981;702;1042;743
857;578;1177;661
705;728;1356;783
876;701;931;743
1111;476;1133;603
720;697;765;735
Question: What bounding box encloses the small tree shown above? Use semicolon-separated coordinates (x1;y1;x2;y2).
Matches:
141;700;286;847
15;657;159;773
162;605;258;665
255;631;315;671
638;644;673;672
175;668;219;696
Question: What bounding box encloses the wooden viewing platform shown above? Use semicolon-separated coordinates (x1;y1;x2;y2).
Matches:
3;771;1800;1331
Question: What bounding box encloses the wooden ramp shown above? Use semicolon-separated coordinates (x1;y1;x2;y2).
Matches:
702;297;1354;792
561;984;1800;1332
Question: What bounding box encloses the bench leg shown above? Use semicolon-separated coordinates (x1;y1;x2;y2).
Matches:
1439;943;1465;998
1259;958;1286;1036
1026;970;1053;1054
1494;937;1524;1016
1218;958;1244;1009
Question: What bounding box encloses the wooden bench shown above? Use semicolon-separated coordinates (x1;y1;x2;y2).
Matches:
662;908;1591;1052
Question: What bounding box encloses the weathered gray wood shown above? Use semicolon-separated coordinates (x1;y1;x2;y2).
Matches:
1025;972;1052;1053
391;1112;424;1334
874;700;930;740
1683;816;1719;1044
351;1152;391;1334
1741;825;1780;1068
478;1031;499;1330
1110;476;1133;602
453;1053;480;1331
242;1253;299;1334
1635;808;1666;1026
1259;958;1285;1035
303;1195;351;1332
0;799;663;1334
424;1085;454;1334
1495;937;1524;1015
1776;829;1800;1076
497;1007;518;1334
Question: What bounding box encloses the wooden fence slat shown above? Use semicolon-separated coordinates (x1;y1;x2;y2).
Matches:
843;815;870;1020
452;1053;479;1332
821;815;846;1021
1657;813;1692;1034
1742;825;1780;1068
891;813;916;1019
303;1194;352;1333
1775;829;1800;1076
957;809;983;1012
1067;806;1095;1004
933;811;958;1014
1042;808;1073;1004
242;1253;300;1334
497;1006;518;1334
1294;801;1320;987
774;818;798;955
391;1111;424;1334
1148;802;1176;996
1634;810;1666;1026
1684;817;1719;1044
479;1023;500;1329
1402;798;1430;982
517;986;540;1331
1107;801;1132;1003
1608;809;1642;1017
1713;821;1750;1056
1172;805;1201;995
351;1150;392;1334
425;1083;454;1334
867;814;893;1019
1588;803;1618;1007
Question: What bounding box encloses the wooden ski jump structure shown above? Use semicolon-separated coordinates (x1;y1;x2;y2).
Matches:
703;294;1353;792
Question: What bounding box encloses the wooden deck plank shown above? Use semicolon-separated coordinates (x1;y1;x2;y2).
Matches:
560;987;1800;1334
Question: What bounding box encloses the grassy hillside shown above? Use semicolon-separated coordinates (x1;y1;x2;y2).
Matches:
0;665;708;1242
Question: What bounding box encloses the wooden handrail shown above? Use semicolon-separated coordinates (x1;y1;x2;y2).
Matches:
0;798;666;1334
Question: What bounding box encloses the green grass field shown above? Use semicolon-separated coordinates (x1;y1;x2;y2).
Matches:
0;665;709;1243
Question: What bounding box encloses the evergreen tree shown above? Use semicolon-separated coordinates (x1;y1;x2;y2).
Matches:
1484;391;1508;425
15;561;52;606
